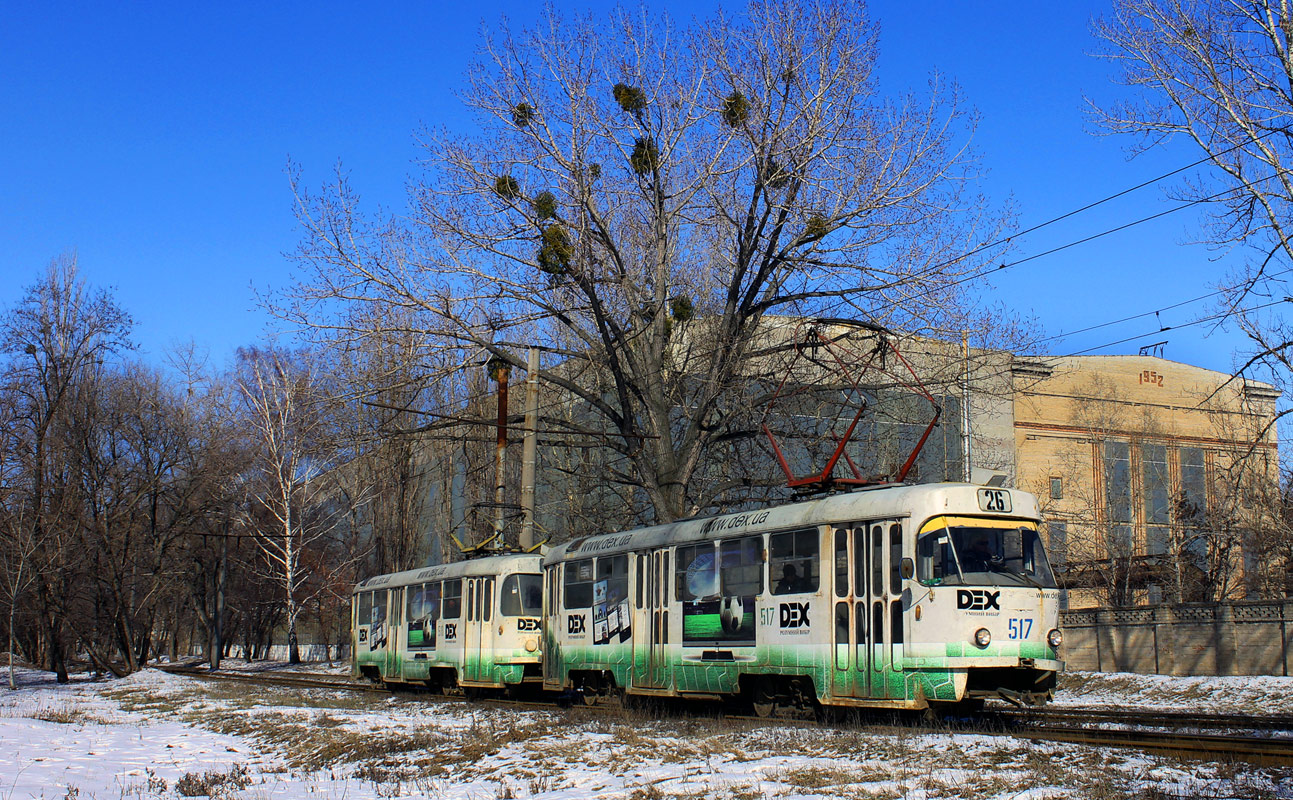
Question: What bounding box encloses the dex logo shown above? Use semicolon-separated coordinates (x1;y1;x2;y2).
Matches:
518;618;541;632
567;615;587;635
779;602;810;628
957;589;1001;611
444;623;458;640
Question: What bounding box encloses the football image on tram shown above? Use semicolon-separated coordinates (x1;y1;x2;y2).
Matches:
351;481;1063;713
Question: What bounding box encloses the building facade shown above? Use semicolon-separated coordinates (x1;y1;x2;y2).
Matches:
1010;355;1283;608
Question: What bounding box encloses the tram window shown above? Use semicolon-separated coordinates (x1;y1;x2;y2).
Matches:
482;578;494;622
720;537;763;597
891;599;903;644
872;601;884;646
834;529;849;598
565;558;594;609
770;529;818;595
597;555;629;610
889;524;903;594
501;574;543;616
917;531;953;583
870;525;884;597
443;579;462;619
407;583;438;649
635;555;644;609
467;581;476;622
676;543;717;601
358;591;373;624
834;602;849;644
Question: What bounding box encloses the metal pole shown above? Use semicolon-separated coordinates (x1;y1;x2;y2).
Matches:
493;361;510;549
961;330;972;482
520;348;540;550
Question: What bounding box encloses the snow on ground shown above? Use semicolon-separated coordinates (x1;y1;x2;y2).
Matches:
2;663;1292;800
1053;670;1293;716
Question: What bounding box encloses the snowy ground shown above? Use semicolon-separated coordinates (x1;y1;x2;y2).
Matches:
2;664;1291;800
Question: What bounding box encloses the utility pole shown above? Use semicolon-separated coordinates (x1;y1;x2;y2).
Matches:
520;348;540;550
488;356;510;550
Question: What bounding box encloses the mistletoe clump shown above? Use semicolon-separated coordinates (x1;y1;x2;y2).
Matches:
804;214;830;240
670;295;694;322
533;191;558;220
512;102;535;127
612;83;647;114
537;224;573;275
493;175;521;200
630;137;660;175
721;91;749;128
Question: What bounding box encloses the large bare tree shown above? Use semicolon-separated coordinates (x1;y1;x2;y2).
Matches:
282;1;1006;523
1092;1;1293;398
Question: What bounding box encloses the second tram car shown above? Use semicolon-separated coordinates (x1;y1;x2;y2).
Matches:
542;482;1062;713
352;553;544;691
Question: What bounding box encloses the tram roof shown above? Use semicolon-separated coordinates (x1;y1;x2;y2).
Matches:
543;482;1040;566
353;552;542;594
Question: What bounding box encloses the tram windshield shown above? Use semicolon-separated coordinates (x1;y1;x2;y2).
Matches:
916;517;1057;588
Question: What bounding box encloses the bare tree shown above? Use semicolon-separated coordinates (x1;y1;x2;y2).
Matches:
281;0;1007;524
236;347;354;664
1091;1;1293;417
0;256;132;681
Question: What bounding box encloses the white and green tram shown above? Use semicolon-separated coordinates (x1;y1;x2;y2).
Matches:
542;482;1063;713
351;553;544;691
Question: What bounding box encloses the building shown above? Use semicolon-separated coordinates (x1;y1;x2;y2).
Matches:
1010;355;1283;607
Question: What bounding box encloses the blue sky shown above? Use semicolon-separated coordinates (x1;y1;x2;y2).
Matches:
0;1;1251;374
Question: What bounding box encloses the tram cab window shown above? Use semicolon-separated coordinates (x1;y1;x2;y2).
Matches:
770;529;819;595
357;591;373;625
565;559;594;609
443;579;462;618
917;518;1058;588
501;574;543;616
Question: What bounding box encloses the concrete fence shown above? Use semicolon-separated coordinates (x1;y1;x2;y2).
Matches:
1059;600;1293;676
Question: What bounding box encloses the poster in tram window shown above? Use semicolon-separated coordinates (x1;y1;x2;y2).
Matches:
369;591;389;651
680;541;759;646
592;576;631;645
407;583;438;649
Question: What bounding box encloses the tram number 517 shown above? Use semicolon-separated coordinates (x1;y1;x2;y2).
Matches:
977;488;1012;513
1008;618;1033;640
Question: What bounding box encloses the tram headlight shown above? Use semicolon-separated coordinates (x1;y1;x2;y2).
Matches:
974;628;991;648
524;637;539;653
1047;628;1063;648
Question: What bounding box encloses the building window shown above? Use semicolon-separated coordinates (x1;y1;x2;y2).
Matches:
1049;476;1062;500
1047;522;1067;566
1178;446;1207;526
1103;440;1132;524
1142;443;1169;525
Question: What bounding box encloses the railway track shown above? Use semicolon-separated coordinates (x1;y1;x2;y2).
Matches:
155;666;1293;767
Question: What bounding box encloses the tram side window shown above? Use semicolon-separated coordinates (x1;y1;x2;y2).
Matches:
408;582;439;648
771;529;818;595
916;530;955;584
720;537;763;597
675;543;717;601
501;574;543;616
565;558;594;609
597;555;629;608
443;579;462;619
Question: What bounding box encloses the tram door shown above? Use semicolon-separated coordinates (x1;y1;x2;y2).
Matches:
633;549;671;689
864;521;904;699
387;588;404;679
463;578;494;682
